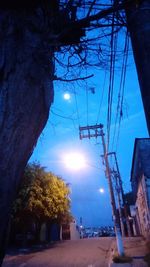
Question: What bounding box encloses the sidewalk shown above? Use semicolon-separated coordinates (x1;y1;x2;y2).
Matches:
124;237;148;267
109;237;149;267
6;241;57;255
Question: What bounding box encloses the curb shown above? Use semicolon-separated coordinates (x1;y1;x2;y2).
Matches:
109;263;132;267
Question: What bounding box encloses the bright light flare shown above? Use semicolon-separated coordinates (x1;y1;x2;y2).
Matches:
99;188;104;193
63;152;86;170
63;93;71;100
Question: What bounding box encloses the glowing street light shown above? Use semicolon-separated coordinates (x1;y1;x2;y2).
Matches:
63;152;86;170
63;92;71;100
99;188;104;194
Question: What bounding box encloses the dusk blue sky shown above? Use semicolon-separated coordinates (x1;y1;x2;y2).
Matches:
30;40;148;228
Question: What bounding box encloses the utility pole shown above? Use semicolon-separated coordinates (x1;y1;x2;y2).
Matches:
111;167;126;237
102;151;126;237
79;124;124;256
111;152;132;237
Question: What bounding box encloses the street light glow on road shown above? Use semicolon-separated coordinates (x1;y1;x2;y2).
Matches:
63;152;86;170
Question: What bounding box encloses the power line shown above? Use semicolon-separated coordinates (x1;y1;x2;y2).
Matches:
115;34;129;152
96;70;107;124
111;31;129;151
107;11;118;151
73;87;81;126
51;109;77;122
85;78;89;125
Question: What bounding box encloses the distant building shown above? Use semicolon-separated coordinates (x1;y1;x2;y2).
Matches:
130;138;150;239
61;219;80;240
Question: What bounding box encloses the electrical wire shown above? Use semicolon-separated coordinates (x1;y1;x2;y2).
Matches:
106;10;117;151
73;87;81;126
51;109;77;122
83;0;89;127
85;77;89;125
115;33;129;152
111;31;129;151
96;70;107;124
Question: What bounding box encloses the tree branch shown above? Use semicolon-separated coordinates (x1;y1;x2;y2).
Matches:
54;74;94;82
57;0;132;42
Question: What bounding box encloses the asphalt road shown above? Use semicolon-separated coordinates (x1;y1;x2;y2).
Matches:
2;237;114;267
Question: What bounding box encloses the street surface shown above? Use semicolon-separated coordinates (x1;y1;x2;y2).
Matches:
2;238;114;267
2;237;148;267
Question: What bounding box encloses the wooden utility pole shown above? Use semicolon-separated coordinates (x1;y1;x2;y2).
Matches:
111;168;126;237
79;124;124;256
112;152;132;237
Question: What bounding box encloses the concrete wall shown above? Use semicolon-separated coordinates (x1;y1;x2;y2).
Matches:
70;222;80;240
